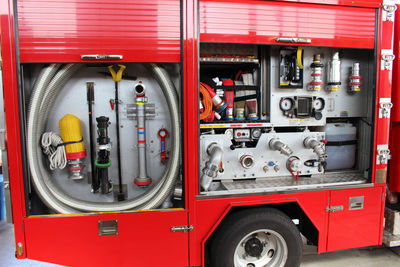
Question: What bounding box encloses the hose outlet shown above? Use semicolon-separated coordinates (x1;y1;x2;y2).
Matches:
134;82;146;97
201;143;223;191
303;137;328;169
269;138;293;157
240;155;255;169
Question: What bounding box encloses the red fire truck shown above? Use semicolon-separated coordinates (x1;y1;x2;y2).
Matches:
1;0;399;266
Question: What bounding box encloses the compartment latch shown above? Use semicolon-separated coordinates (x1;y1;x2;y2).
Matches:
171;225;194;232
376;144;391;165
382;0;398;22
379;98;393;119
326;205;344;213
381;50;395;70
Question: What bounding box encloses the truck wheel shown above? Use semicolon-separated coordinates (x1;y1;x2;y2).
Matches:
210;208;302;267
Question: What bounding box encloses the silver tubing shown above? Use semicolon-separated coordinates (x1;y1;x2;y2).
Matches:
134;91;151;186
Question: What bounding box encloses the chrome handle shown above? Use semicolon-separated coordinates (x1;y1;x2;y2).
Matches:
276;38;312;44
81;55;123;60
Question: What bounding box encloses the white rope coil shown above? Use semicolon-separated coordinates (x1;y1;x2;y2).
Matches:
41;132;67;170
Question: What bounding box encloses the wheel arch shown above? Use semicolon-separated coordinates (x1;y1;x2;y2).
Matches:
203;200;319;265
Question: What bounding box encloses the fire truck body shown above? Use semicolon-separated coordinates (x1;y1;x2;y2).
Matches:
0;0;398;266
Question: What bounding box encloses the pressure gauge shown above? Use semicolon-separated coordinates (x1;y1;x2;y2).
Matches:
251;128;262;139
280;98;294;111
313;98;325;111
224;129;233;138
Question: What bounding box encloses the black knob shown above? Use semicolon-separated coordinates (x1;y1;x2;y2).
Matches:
314;112;322;120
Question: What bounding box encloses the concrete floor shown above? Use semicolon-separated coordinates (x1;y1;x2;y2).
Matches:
1;221;400;267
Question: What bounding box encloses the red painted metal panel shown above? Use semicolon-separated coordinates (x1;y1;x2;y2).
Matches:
391;5;400;122
327;187;383;251
24;210;188;266
191;191;329;266
271;0;381;8
373;6;395;185
389;6;400;192
0;0;27;259
17;0;181;63
200;0;376;48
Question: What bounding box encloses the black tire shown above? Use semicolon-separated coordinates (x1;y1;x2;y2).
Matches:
210;207;302;267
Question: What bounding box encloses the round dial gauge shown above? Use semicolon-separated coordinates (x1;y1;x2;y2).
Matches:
280;98;293;111
313;98;325;111
251;128;262;139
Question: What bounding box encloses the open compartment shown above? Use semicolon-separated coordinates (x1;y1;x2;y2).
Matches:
198;43;376;196
19;63;184;215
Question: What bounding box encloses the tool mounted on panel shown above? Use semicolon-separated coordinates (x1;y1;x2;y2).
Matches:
349;63;363;93
86;82;99;192
158;128;169;164
108;64;126;200
133;82;153;187
308;54;324;91
59;114;87;180
326;52;341;92
279;47;304;88
94;116;113;194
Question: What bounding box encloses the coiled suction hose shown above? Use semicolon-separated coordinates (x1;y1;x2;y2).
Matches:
27;63;180;213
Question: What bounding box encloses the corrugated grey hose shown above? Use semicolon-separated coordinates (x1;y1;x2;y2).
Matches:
27;63;181;213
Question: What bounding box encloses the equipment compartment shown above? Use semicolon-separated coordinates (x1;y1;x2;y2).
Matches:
198;44;375;195
21;63;184;215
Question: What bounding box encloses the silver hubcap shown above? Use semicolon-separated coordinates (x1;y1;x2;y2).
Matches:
234;229;288;267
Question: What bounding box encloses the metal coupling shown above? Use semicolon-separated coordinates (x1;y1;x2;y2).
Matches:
134;82;146;96
326;52;341;92
303;137;327;161
269;138;293;157
200;143;223;191
349;63;362;93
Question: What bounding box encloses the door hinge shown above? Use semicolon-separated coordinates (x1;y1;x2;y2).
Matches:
326;205;344;212
377;144;392;165
379;98;393;119
171;225;194;232
381;50;395;70
382;0;399;22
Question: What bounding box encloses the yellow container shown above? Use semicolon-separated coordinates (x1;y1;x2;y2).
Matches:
59;114;85;155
